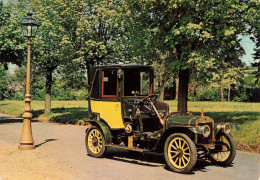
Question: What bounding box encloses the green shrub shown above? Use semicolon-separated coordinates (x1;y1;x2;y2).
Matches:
51;88;88;100
197;88;221;101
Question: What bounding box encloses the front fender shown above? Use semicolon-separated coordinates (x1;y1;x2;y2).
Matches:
188;127;202;134
155;126;198;153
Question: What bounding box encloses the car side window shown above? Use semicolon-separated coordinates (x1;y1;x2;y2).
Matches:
102;69;118;97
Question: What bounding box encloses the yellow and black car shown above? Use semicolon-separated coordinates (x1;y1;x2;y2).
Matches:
85;64;237;173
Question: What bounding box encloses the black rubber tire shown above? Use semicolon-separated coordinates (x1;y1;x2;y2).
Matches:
164;133;197;173
85;126;106;158
211;133;236;166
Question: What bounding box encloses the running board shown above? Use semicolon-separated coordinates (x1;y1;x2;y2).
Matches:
106;144;147;152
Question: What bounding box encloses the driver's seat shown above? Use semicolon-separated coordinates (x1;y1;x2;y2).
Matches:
154;99;169;118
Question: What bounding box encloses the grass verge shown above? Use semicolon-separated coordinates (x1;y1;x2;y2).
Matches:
0;100;259;153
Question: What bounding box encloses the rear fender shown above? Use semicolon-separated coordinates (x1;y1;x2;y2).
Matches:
85;120;112;144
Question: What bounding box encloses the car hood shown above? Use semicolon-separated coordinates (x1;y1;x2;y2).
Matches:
166;114;213;127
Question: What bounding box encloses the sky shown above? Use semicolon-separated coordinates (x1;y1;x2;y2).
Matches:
2;0;7;4
239;35;256;65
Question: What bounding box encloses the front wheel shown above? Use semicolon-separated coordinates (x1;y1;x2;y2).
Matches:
164;133;197;173
85;126;106;157
211;133;236;166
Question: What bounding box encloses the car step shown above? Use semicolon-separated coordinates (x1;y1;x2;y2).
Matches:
106;144;147;152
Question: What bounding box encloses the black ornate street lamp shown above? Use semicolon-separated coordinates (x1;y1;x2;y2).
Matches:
18;12;38;150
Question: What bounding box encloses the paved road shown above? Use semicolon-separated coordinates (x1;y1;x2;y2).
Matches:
0;113;259;180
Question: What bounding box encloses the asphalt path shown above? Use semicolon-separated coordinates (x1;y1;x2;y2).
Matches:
0;113;259;180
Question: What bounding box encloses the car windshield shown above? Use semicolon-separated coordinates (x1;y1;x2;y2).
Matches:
124;69;151;96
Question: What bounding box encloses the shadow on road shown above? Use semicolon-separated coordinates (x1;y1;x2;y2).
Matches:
101;147;217;174
35;139;58;148
104;148;165;167
32;107;88;124
0;117;39;124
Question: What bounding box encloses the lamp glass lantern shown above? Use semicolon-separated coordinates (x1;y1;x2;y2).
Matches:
21;12;38;38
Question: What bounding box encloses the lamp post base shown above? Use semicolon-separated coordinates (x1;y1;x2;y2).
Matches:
18;144;36;150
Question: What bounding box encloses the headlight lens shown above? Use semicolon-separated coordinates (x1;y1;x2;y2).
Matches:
200;125;211;138
223;123;231;134
217;124;222;132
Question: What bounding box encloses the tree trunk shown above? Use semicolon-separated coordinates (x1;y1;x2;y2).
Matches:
228;84;231;102
44;69;52;115
87;64;93;118
159;80;167;101
220;78;224;102
193;89;197;101
175;78;179;100
178;69;189;114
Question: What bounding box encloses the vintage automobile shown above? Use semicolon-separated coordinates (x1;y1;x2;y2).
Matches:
85;64;237;173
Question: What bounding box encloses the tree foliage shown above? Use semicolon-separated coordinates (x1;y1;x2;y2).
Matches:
125;0;259;112
252;31;260;84
0;1;25;69
0;64;9;99
28;0;127;114
1;0;259;109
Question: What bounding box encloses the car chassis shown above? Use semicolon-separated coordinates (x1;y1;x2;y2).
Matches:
85;64;238;173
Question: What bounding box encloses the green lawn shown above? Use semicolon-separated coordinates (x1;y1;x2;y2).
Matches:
0;100;88;124
0;100;259;152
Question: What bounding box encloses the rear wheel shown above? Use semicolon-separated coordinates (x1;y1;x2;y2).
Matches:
164;133;197;173
211;133;236;165
85;126;106;157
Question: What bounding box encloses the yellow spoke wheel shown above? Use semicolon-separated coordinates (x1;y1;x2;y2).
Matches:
211;133;236;166
86;126;106;158
164;133;197;174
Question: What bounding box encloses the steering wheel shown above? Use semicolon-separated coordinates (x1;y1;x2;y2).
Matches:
141;94;157;114
142;94;157;105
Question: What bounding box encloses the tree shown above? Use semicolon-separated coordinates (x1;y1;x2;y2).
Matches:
153;57;175;101
30;0;126;115
0;65;9;100
252;31;260;84
29;0;71;114
125;0;259;113
0;1;25;69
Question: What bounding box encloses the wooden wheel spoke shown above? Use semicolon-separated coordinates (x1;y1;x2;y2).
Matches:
183;147;189;152
181;141;186;149
170;150;178;154
171;144;178;150
174;157;179;164
181;157;186;166
178;139;182;149
183;155;189;162
220;152;224;159
183;152;190;156
178;157;182;167
171;154;178;159
174;141;179;148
